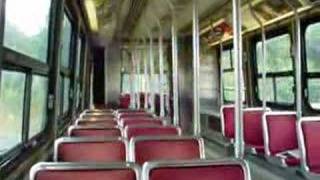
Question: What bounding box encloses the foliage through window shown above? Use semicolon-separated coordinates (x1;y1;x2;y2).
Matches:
305;22;320;109
0;70;26;155
29;76;48;139
63;78;70;113
255;34;294;105
61;14;72;68
4;0;51;62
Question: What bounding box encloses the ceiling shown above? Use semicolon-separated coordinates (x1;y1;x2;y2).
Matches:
92;0;314;46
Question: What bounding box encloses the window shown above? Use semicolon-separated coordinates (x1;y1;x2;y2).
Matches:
29;76;48;139
4;0;51;62
0;71;25;155
255;34;294;104
305;22;320;109
221;48;245;102
61;14;72;68
63;78;70;113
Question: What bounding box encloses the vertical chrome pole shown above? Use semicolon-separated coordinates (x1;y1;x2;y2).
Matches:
248;0;267;111
219;41;224;106
90;64;94;109
144;40;149;109
192;0;201;135
136;49;141;109
149;36;155;113
159;27;165;117
172;12;180;126
232;0;244;159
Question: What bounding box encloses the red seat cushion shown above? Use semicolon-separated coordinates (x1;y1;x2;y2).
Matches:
78;120;117;127
119;113;152;119
222;106;235;139
284;156;300;167
35;169;136;180
149;165;245;180
243;109;265;152
70;128;121;137
302;121;320;172
122;119;162;128
126;127;179;139
134;139;201;165
57;141;126;162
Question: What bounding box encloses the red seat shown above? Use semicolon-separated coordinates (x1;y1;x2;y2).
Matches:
121;119;162;128
125;126;180;139
130;136;204;165
143;159;250;180
263;111;300;167
76;119;117;127
54;137;127;162
30;162;139;180
221;105;235;141
117;109;145;113
68;126;121;137
299;117;320;175
243;107;271;154
119;113;153;119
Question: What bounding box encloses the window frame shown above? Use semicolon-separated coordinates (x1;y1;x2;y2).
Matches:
0;0;53;163
301;17;320;113
251;28;296;109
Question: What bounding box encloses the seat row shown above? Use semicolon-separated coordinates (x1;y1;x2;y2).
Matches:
30;108;251;180
221;105;320;177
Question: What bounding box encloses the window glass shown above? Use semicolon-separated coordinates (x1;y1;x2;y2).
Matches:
76;83;80;108
0;71;25;155
221;50;232;70
256;34;292;73
276;77;294;104
308;79;320;109
121;74;130;93
63;78;70;113
258;78;274;102
223;71;235;101
61;14;72;68
4;0;51;62
306;23;320;72
29;76;48;139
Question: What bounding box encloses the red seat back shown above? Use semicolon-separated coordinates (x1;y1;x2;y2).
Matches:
30;162;139;180
122;119;162;128
243;108;270;151
69;126;121;137
263;112;298;156
82;114;115;120
54;137;127;162
125;126;180;139
300;117;320;173
77;120;117;127
143;160;250;180
119;113;152;119
131;136;204;165
221;105;235;140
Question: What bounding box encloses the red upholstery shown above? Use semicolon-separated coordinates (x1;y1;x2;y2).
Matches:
70;127;121;137
221;106;235;139
126;127;179;139
133;138;201;165
148;165;245;180
119;94;131;109
284;157;300;167
82;114;115;119
78;120;117;127
119;113;152;119
122;119;162;128
301;120;320;173
265;113;298;155
243;109;267;153
34;169;136;180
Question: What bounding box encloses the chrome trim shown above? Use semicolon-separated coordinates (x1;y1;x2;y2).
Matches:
129;136;205;163
53;137;129;162
123;125;182;139
119;119;163;128
68;125;122;136
30;162;140;180
142;159;251;180
262;111;297;156
243;107;271;112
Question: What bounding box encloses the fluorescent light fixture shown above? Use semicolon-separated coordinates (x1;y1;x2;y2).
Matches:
84;0;98;31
